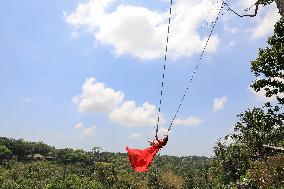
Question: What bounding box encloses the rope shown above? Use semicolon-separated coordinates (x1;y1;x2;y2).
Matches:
155;0;174;140
155;0;258;139
167;1;224;133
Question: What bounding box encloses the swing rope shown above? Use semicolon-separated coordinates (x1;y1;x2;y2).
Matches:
167;2;224;133
155;0;174;140
155;1;225;139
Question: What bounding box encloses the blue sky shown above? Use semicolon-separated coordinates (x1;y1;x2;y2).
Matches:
0;0;281;156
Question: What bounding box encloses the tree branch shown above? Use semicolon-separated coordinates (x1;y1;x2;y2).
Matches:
223;2;260;17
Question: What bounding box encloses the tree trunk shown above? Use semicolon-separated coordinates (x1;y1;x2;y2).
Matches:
275;0;284;17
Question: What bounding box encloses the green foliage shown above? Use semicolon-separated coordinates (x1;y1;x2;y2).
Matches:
211;105;284;188
0;160;104;189
211;18;284;189
213;142;251;184
0;146;12;161
56;148;95;166
0;137;212;189
229;106;284;160
250;156;284;188
251;18;284;105
159;171;184;189
0;137;55;160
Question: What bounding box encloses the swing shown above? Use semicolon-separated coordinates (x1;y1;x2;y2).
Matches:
126;0;224;172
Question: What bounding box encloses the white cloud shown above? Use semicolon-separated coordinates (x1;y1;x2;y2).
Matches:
74;122;84;129
73;77;124;113
109;101;164;127
130;133;142;139
96;5;165;60
64;0;221;60
213;96;228;112
250;7;281;39
75;123;96;138
73;77;163;128
82;125;96;137
175;116;203;126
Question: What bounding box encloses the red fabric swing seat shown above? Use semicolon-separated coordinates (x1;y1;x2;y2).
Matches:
126;136;168;172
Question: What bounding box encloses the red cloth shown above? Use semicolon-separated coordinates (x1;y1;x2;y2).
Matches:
126;138;167;172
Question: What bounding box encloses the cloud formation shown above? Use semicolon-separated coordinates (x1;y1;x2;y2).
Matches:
175;116;203;126
82;125;96;137
64;0;221;60
74;77;163;127
213;96;228;112
74;122;96;137
65;0;281;61
250;7;281;39
73;77;124;113
109;101;162;127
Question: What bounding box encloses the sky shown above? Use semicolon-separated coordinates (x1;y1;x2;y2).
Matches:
0;0;281;157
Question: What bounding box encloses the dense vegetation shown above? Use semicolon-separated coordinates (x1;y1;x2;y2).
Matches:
0;127;283;189
0;136;211;189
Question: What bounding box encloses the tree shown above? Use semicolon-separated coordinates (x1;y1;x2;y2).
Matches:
211;105;284;187
30;141;55;156
210;17;284;188
251;18;284;105
211;141;251;186
159;171;184;189
249;156;284;188
0;138;32;159
229;106;284;160
0;146;12;161
93;162;117;188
